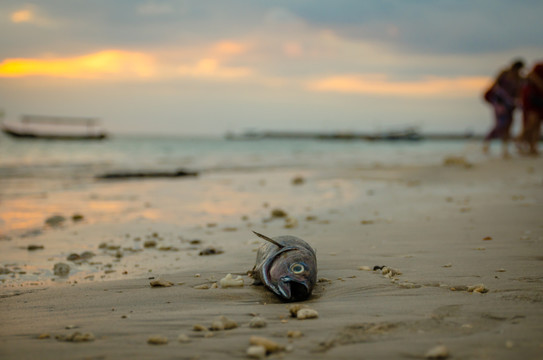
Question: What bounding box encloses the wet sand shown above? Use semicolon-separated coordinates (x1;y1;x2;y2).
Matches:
1;156;543;359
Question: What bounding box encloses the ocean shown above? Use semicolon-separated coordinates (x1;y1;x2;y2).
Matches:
0;133;482;195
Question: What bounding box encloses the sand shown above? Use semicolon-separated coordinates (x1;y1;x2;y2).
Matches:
1;155;543;359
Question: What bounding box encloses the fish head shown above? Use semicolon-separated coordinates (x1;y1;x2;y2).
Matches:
268;248;317;302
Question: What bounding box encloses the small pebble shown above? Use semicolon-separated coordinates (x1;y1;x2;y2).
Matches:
178;334;190;343
53;263;70;277
467;284;488;293
425;344;449;359
287;330;303;338
147;335;168;345
287;304;307;317
249;316;267;328
246;345;267;359
150;279;174;287
199;246;224;256
193;284;210;290
27;245;44;251
38;333;51;339
249;336;284;353
297;308;319;320
193;324;207;332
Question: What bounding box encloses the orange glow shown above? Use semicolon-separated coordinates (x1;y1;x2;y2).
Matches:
307;74;491;97
11;9;34;23
0;50;155;79
213;41;247;55
178;58;252;78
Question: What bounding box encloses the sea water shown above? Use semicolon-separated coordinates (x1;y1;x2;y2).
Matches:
0;134;482;195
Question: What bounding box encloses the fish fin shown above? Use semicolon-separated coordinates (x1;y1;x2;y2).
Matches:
252;230;284;248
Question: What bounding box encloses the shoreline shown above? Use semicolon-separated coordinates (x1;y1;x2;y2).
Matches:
1;155;542;359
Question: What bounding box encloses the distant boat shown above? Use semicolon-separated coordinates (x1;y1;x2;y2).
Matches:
1;113;107;140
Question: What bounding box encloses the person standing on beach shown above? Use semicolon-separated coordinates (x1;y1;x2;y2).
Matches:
517;62;543;155
482;59;525;158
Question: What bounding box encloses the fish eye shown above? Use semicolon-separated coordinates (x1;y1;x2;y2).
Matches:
290;263;305;274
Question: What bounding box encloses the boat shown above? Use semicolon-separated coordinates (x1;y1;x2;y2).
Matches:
1;113;108;140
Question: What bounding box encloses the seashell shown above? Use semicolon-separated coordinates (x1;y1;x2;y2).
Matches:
297;308;318;320
219;273;244;288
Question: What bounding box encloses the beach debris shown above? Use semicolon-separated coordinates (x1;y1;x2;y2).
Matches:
37;333;51;339
443;156;473;169
150;279;174;287
442;264;452;268
199;246;224;256
246;345;267;359
360;220;375;225
291;176;305;185
143;240;157;248
27;244;44;251
284;217;298;229
249;336;285;354
96;169;198;180
425;344;449;359
270;208;288;218
358;266;372;271
296;308;319;320
467;284;489;293
71;213;84;222
251;231;317;302
287;330;303;338
210;316;238;331
249;316;267;328
483;236;493;241
219;273;244;288
45;215;66;227
55;332;95;342
193;284;210;290
53;262;70;277
373;265;401;278
178;334;190;343
147;335;168;345
223;227;238;232
449;285;469;292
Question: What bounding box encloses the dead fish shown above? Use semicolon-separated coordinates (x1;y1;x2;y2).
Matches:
251;231;317;302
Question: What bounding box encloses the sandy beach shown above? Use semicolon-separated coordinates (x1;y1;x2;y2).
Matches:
1;153;542;359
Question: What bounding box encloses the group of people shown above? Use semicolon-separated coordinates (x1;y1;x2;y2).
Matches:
483;59;543;157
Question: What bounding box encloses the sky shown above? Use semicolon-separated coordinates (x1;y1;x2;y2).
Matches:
0;0;542;136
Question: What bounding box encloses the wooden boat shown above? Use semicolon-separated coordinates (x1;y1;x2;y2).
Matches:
1;113;107;140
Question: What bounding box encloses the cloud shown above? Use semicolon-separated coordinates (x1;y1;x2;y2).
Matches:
11;9;34;23
0;50;155;79
136;2;174;16
306;74;490;97
177;58;252;79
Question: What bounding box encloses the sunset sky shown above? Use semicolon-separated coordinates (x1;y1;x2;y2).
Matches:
1;1;542;136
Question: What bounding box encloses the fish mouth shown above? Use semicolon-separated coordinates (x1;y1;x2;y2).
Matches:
278;278;310;302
